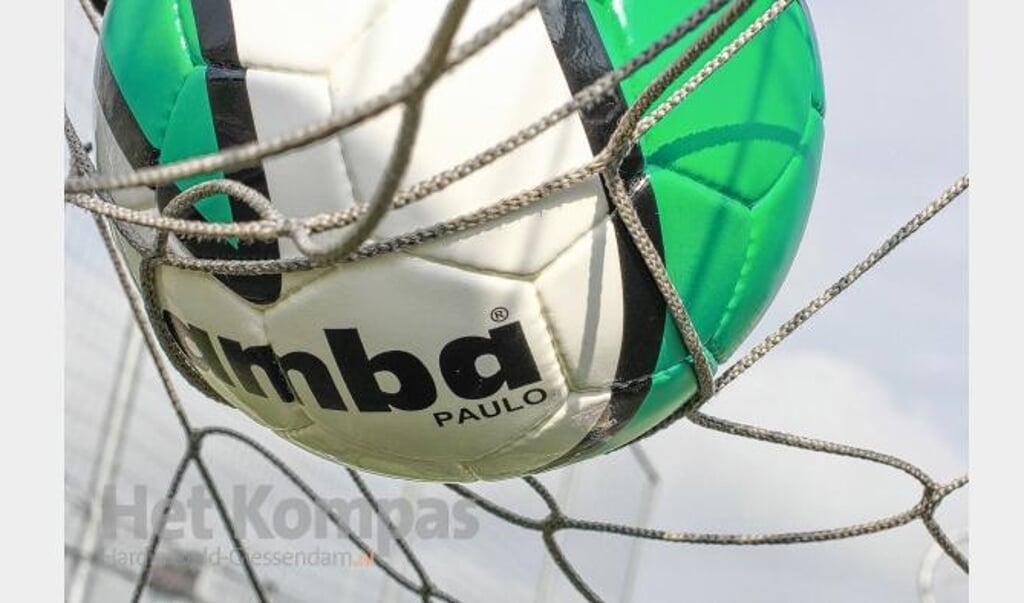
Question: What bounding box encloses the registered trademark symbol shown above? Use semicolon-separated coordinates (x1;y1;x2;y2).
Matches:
490;307;509;322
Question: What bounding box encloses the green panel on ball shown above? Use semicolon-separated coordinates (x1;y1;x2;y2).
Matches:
158;67;234;226
583;0;825;454
100;0;200;150
102;0;237;234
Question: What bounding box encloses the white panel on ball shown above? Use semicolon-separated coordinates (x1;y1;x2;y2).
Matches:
325;4;601;274
246;69;358;222
284;422;478;482
406;177;610;277
244;68;359;295
263;252;571;475
156;265;316;431
535;218;625;390
230;0;392;74
469;391;610;480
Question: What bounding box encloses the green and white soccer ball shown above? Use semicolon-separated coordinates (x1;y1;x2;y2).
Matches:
94;0;824;481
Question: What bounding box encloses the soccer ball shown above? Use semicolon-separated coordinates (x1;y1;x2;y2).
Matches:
94;0;824;481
